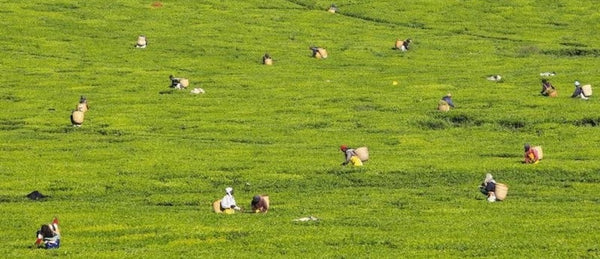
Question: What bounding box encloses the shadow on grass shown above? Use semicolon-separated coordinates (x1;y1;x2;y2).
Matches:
574;117;600;127
324;167;367;176
0;119;25;130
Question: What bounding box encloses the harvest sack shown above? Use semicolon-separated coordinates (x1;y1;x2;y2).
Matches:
354;147;369;162
264;58;273;65
582;84;592;96
547;88;558;97
532;146;543;160
495;183;508;201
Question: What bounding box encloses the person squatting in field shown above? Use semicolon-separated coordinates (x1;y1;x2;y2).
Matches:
251;195;269;213
571;80;590;100
441;93;455;108
540;79;557;97
169;75;189;89
262;53;273;65
220;187;241;214
523;143;539;164
340;145;362;166
34;217;60;249
479;173;497;202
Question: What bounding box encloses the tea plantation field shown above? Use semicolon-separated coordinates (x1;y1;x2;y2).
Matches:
1;0;599;258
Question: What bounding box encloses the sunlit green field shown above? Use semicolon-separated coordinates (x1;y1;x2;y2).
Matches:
1;0;599;258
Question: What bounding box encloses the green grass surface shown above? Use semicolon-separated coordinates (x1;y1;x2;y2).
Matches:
1;0;600;258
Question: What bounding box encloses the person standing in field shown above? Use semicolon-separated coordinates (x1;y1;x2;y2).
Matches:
220;187;241;214
523;143;539;164
33;217;60;249
251;195;269;213
340;145;362;166
479;173;497;202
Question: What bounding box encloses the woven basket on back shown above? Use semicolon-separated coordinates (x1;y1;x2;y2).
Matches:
354;147;369;162
582;84;592;96
262;195;270;208
315;48;328;59
495;183;508;201
438;101;450;112
213;199;222;213
260;195;270;213
71;111;84;124
532;146;543;160
180;78;190;88
137;36;146;45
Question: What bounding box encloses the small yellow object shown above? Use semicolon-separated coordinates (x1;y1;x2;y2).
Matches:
255;209;260;213
350;156;363;166
393;81;398;85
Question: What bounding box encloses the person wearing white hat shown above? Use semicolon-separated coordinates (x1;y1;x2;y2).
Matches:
220;187;241;214
571;80;589;100
479;173;497;202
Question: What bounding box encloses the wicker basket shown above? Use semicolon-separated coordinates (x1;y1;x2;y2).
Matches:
213;199;222;213
71;111;84;124
532;146;543;160
315;48;328;59
582;84;592;96
180;78;190;88
495;183;508;201
137;36;146;46
438;101;450;112
395;39;402;49
354;147;369;162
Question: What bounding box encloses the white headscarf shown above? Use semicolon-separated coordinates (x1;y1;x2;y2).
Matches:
225;187;233;195
484;173;496;184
